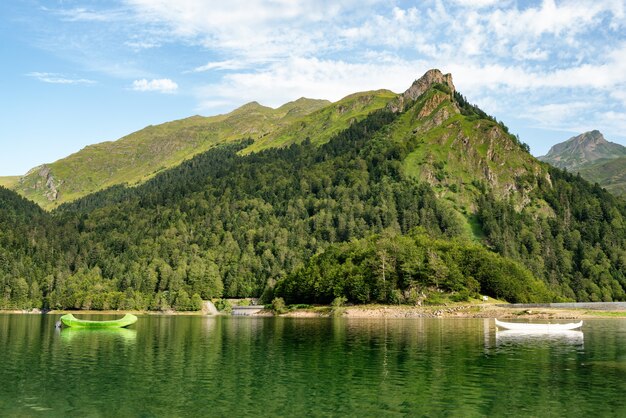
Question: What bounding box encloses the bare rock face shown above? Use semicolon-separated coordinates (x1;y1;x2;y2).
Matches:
388;69;456;113
37;165;59;201
417;93;448;119
403;69;455;101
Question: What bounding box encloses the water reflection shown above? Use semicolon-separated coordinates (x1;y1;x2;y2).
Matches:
60;327;137;343
4;315;626;417
496;329;584;347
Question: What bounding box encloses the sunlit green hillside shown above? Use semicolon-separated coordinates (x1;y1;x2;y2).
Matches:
0;177;19;189
10;98;331;209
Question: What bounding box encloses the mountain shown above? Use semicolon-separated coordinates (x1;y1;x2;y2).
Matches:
1;69;625;311
399;72;543;213
539;130;626;196
7;69;537;210
9;97;332;209
6;93;407;209
539;130;626;169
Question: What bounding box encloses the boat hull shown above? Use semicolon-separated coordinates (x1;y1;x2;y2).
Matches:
60;313;138;328
495;319;582;332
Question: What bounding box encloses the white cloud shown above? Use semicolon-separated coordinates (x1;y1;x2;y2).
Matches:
340;6;421;49
38;0;626;150
511;42;549;61
451;0;502;8
124;40;161;50
193;56;429;112
51;7;126;22
488;0;608;39
189;59;253;73
124;0;365;31
124;0;335;59
611;88;626;107
446;54;626;94
26;72;96;85
131;78;178;93
523;102;597;128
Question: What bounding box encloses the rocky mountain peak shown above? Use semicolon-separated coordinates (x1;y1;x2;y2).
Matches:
546;130;612;157
539;130;626;170
403;69;455;101
573;130;605;146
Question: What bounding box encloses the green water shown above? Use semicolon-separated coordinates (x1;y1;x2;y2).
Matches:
1;315;626;417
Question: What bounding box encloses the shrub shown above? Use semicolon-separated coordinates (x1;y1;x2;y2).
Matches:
331;296;347;307
214;299;232;313
191;293;203;310
330;296;347;317
424;292;445;306
271;297;288;315
389;289;403;305
450;290;470;302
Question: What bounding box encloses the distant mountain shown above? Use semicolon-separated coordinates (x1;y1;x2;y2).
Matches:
539;130;626;196
539;130;626;169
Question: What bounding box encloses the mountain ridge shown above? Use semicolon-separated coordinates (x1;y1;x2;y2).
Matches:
4;69;536;210
539;130;626;196
7;97;335;208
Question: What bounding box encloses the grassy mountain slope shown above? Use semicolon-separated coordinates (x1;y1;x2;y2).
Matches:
0;177;19;188
577;156;626;196
241;90;397;153
399;90;544;212
9;91;401;210
10;98;330;209
338;71;548;223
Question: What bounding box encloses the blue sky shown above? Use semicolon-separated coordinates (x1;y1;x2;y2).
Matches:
1;0;625;175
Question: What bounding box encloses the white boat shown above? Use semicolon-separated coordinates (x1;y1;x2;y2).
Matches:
495;319;583;332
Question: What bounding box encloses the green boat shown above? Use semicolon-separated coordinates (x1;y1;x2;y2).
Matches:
60;313;138;328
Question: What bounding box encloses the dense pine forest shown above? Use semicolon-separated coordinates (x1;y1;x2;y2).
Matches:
1;77;625;310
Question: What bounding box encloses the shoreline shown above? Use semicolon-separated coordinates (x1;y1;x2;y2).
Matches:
277;302;626;319
4;303;625;319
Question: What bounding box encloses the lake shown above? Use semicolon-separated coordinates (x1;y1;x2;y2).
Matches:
1;314;626;417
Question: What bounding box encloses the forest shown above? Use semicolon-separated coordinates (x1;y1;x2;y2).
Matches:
1;90;625;310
